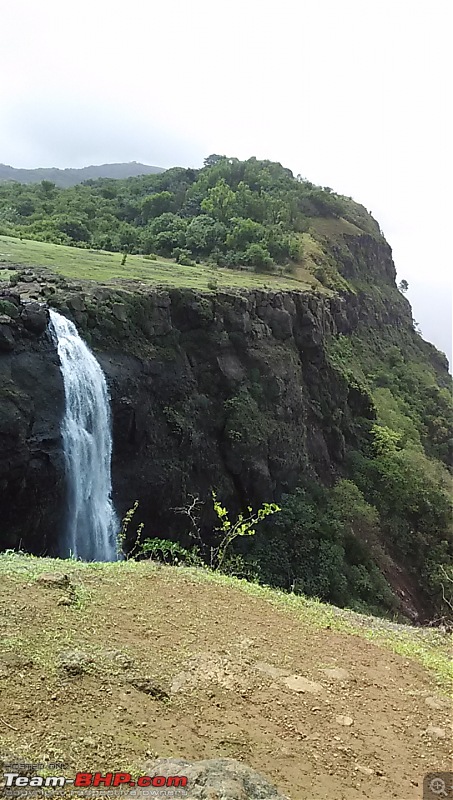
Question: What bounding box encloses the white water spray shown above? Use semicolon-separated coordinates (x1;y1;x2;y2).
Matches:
49;309;119;561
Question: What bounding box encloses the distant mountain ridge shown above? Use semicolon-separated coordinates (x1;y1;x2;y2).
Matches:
0;161;165;187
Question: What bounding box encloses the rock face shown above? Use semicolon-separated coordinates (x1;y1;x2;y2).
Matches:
0;290;64;553
135;758;289;799
0;279;367;555
96;287;377;552
0;237;446;561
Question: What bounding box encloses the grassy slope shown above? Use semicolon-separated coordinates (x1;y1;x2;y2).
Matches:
0;235;317;292
0;554;451;800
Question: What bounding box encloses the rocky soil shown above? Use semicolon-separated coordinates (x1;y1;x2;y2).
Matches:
0;556;451;800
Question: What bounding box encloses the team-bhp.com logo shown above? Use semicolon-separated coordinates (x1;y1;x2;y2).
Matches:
3;772;188;789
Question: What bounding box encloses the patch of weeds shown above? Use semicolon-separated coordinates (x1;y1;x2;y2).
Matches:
69;583;93;610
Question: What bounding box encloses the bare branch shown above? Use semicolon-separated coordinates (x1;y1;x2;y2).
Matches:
171;494;204;546
440;582;453;613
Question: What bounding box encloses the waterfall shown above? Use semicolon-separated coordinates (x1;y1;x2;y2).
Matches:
49;309;119;561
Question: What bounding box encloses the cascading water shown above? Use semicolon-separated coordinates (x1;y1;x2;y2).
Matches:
49;309;119;561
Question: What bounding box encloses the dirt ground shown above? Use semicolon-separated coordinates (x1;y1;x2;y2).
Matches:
0;558;451;800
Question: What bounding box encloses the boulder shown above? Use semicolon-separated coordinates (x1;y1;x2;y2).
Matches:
68;295;86;312
112;303;128;322
59;650;94;675
0;299;20;319
36;572;71;589
20;303;48;334
135;758;289;799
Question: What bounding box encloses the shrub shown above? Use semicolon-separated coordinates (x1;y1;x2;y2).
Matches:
244;243;273;271
139;538;202;566
172;247;195;266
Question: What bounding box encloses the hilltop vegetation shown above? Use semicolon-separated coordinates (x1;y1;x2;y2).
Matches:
0;154;380;284
0;161;164;188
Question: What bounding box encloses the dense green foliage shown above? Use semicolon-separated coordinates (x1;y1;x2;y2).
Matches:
323;332;453;617
0;155;380;273
245;479;397;616
231;435;451;619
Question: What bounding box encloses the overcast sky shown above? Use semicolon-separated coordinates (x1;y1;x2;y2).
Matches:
1;0;451;364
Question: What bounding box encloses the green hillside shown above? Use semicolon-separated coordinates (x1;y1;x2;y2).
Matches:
0;155;380;285
0;235;315;292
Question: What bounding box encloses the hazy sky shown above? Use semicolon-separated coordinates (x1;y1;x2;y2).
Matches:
1;0;452;363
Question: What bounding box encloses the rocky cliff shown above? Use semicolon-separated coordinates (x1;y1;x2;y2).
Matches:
0;254;427;552
0;227;450;619
0;279;367;553
0;294;64;552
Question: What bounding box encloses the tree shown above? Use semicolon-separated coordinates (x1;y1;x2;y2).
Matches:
244;242;273;271
147;212;187;255
15;195;36;217
141;191;174;222
201;178;236;223
40;180;56;198
226;218;264;251
56;215;91;243
211;492;280;571
185;215;226;254
398;279;409;293
118;221;139;250
203;154;226;168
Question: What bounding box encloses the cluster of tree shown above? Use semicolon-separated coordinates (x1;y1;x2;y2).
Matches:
245;478;397;615
0;155;363;271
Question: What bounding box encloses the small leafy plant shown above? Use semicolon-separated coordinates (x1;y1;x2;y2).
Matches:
117;501;144;560
139;538;202;566
210;491;281;571
118;494;281;573
117;501;201;565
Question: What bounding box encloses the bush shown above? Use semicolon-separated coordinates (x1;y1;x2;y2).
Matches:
139;538;202;566
172;247;195;266
244;243;273;271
